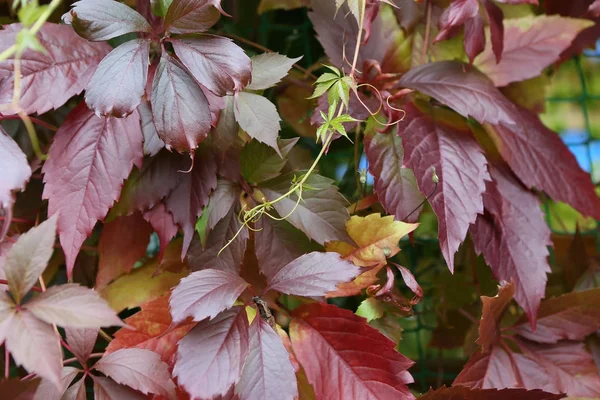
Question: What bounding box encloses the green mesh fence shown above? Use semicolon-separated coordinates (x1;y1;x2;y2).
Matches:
225;5;600;392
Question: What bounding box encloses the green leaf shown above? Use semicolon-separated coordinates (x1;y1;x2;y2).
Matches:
240;138;298;184
314;73;340;85
15;29;46;53
152;0;172;18
18;2;48;27
356;297;384;322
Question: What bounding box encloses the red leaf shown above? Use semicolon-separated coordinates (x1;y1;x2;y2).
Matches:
265;252;360;296
66;327;99;365
169;269;249;323
151;55;212;153
42;103;143;277
94;348;176;398
163;147;218;255
0;23;110;115
436;0;479;42
85;39;150;117
143;204;178;261
187;206;248;274
398;61;516;125
164;0;221;34
205;180;239;233
454;346;522;389
363;130;424;223
490;105;600;220
33;366;80;400
92;376;146;400
477;282;515;352
260;172;351;246
3;215;56;303
512;287;600;344
173;307;250;399
0;128;31;211
171;35;251;95
420;386;565;400
474;15;593;87
394;264;423;300
483;0;504;63
398;102;489;272
26;284;123;328
470;165;551;323
464;15;485;65
97;213;152;289
64;0;151;41
235;317;298;400
0;378;41;400
290;303;414;399
106;294;194;362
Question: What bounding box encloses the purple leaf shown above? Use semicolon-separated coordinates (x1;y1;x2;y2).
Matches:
173;307;250;399
398;61;516;125
436;0;479;42
142;203;178;260
0;23;109;115
364;129;424;223
94;348;176;398
139;101;165;157
42;103;143;278
482;0;504;64
64;0;151;41
464;15;485;65
85;39;150;117
171;35;251;95
0;128;31;212
164;0;221;34
169;269;249;323
470;165;551;323
33;367;79;400
398;102;489;272
26;284;123;328
234;92;281;155
212;96;239;152
92;376;146;400
266;252;360;296
205;180;239;233
246;53;302;91
3;215;57;303
151;54;212;153
235;317;298;400
260;172;351;246
66;327;99;364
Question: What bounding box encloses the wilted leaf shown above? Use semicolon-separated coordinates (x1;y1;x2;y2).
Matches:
356;297;384;322
477;282;515;352
290;303;414;399
42;103;143;277
246;53;302;91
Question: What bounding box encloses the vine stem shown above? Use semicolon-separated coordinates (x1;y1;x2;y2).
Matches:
4;346;9;379
349;0;367;78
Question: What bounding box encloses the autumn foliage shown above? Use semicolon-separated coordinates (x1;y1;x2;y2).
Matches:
1;0;600;398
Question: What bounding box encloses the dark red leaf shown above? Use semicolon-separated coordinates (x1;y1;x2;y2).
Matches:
64;0;151;41
512;288;600;344
169;269;249;323
173;307;249;399
205;180;239;233
151;54;212;153
66;327;99;364
470;165;551;323
92;376;146;400
42;103;144;277
0;378;41;400
0;23;110;115
464;15;485;65
435;0;479;43
96;213;153;289
489;105;600;220
164;0;221;34
265;252;360;296
477;282;515;352
454;346;521;389
482;0;504;64
363;129;424;223
85;39;150;117
171;35;251;95
0;128;31;213
142;203;178;260
398;61;516;125
290;303;414;399
420;386;565;400
398;102;489;272
235;317;298;400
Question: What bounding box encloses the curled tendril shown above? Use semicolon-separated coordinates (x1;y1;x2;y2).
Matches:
354;83;406;129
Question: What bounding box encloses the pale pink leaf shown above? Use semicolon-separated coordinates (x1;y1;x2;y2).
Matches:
33;367;80;400
66;327;99;364
62;378;86;400
0;128;31;210
93;376;146;400
246;53;302;91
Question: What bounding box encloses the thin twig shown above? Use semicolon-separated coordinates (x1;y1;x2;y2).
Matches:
99;329;113;343
422;0;432;65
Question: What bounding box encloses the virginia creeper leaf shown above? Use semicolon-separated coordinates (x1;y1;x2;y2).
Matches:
164;0;220;34
151;54;212;153
96;213;152;289
85;39;150;117
260;172;351;245
92;376;147;400
398;61;516;125
240;138;298;184
0;378;41;400
0;128;31;212
470;165;551;323
363;130;424;223
173;307;249;399
454;346;522;389
94;348;176;398
205;180;239;233
169;269;249;323
420;386;565;400
477;282;515;352
290;303;414;399
234;92;282;155
0;23;110;115
265;251;360;296
398;102;489;272
139;101;165;157
64;0;151;41
246;53;302;91
66;327;99;364
171;35;251;96
33;367;80;400
142;203;178;260
62;378;86;400
3;214;56;303
235;317;298;400
483;0;504;64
